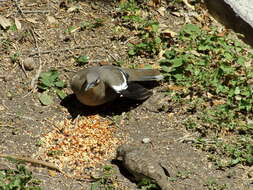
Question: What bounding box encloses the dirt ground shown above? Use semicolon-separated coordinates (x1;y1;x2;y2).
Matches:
0;0;253;190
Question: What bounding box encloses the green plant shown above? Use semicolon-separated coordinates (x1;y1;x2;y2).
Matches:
37;70;67;105
80;18;104;30
0;165;42;190
10;53;20;63
160;23;253;166
128;21;163;57
137;178;159;190
76;55;89;65
116;0;165;57
204;178;227;190
88;166;117;190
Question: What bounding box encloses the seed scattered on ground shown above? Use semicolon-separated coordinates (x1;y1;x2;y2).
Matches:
37;115;122;178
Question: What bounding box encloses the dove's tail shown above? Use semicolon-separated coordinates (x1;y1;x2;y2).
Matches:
122;68;164;82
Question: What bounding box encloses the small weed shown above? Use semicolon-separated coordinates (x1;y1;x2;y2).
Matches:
80;18;104;30
137;178;159;190
204;178;228;190
37;70;67;105
88;166;117;190
0;165;42;190
175;170;192;180
10;53;20;63
76;55;89;66
66;18;104;33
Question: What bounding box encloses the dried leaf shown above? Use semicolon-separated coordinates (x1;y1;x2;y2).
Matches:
47;16;58;24
213;99;226;106
157;7;166;16
67;6;79;13
161;28;177;37
168;85;185;91
182;0;195;10
147;0;161;7
14;18;22;30
26;17;38;24
0;16;11;29
48;170;57;177
0;105;5;111
171;11;181;17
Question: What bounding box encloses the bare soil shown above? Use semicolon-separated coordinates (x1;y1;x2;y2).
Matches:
0;0;252;190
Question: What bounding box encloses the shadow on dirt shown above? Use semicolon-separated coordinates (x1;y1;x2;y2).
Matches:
60;94;142;118
61;80;161;118
111;159;136;183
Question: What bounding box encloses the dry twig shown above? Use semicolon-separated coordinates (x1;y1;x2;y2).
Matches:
13;0;43;92
28;45;104;56
5;112;35;121
18;60;28;78
30;29;42;92
0;153;92;181
0;153;61;172
182;0;195;10
20;10;50;14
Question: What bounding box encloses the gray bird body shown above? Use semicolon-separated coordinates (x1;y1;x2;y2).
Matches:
116;144;174;190
70;65;163;106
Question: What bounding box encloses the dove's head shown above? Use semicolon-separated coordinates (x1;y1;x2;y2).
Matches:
116;144;135;160
71;70;101;93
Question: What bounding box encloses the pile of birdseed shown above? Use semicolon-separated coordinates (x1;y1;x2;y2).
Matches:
37;115;121;178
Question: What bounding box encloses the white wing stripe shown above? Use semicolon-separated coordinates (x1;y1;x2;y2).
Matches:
111;71;128;93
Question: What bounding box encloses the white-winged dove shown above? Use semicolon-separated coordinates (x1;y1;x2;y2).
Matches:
116;144;173;190
70;65;163;106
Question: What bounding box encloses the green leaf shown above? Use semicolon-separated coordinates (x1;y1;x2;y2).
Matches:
38;92;54;106
237;57;246;65
55;89;67;100
181;24;201;35
76;55;89;64
39;70;60;89
136;43;147;48
170;58;183;68
164;50;176;59
174;74;184;80
128;49;136;56
55;80;65;88
230;158;240;166
234;87;240;95
154;37;161;44
161;65;172;73
151;23;159;32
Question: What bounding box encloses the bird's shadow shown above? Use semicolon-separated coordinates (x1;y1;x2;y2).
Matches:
60;94;142;119
61;81;161;119
111;159;136;183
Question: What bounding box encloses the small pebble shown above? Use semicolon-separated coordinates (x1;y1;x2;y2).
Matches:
142;137;151;144
23;57;34;71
